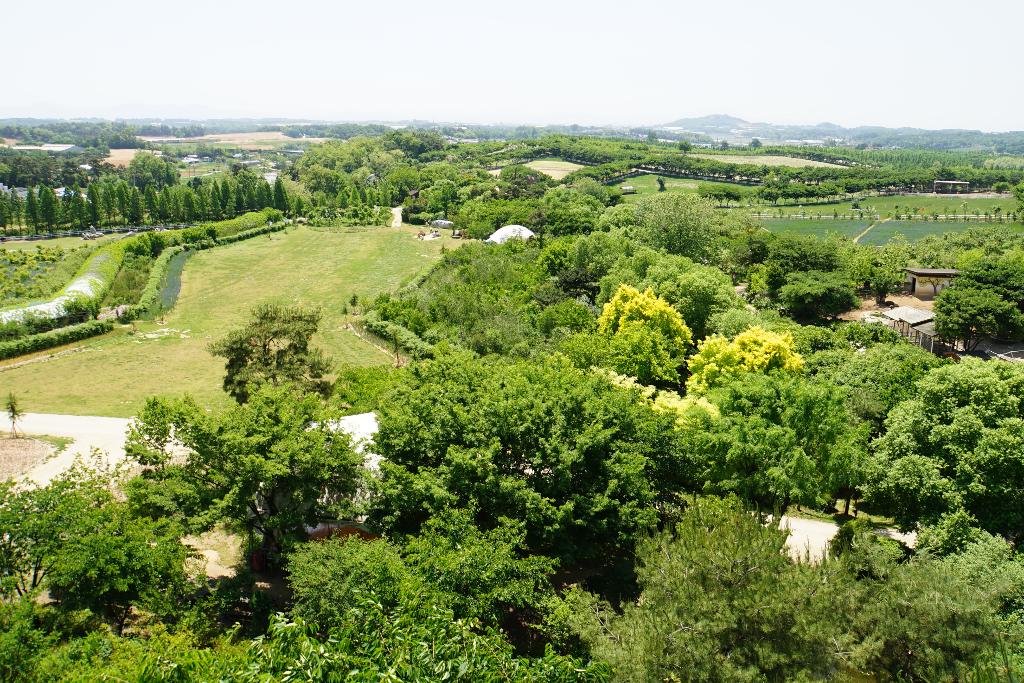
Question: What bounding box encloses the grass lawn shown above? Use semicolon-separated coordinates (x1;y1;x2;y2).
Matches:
759;219;869;240
524;158;584;179
0;225;454;417
857;220;1024;246
619;174;751;203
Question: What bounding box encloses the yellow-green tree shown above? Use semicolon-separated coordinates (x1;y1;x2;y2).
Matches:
686;326;803;394
598;285;692;385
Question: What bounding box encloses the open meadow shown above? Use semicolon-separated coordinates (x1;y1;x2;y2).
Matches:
523;158;584;179
619;174;750;202
139;131;325;150
762;192;1017;217
0;225;453;416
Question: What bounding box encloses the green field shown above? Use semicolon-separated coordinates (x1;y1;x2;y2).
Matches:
619;174;750;202
0;233;122;251
0;225;453;416
761;193;1017;218
857;220;1024;246
758;219;870;240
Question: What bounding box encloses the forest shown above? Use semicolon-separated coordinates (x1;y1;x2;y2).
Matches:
2;129;1024;682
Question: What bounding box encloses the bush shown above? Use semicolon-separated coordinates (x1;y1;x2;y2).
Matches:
0;320;113;360
362;311;435;358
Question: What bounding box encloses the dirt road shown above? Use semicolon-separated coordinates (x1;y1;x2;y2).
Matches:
0;412;131;485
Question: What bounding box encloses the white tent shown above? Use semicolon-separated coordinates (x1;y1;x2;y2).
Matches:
485;224;535;244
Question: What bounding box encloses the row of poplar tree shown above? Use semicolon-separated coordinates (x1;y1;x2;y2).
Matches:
0;174;294;234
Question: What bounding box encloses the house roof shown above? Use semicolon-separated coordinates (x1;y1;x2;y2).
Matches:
883;306;934;326
906;267;960;277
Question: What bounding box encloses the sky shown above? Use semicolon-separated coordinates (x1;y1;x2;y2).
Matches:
5;0;1022;131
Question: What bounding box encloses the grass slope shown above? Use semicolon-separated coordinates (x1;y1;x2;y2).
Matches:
0;226;452;417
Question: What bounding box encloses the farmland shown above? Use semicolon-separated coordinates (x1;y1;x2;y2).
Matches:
103;148;145;167
857;219;1024;245
0;225;453;416
761;192;1017;218
139;130;325;150
758;218;870;240
619;173;750;202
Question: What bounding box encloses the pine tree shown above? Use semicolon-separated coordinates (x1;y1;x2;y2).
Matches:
25;187;40;231
127;187;145;225
220;181;234;218
86;184;102;226
71;191;89;230
273;177;288;212
144;186;159;221
38;186;59;229
209;181;223;219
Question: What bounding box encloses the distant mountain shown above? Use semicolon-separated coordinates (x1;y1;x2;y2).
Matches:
658;115;1024;152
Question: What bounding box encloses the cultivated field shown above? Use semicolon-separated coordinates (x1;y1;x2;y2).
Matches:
689;153;846;168
758;218;870;240
139;131;326;150
765;193;1017;217
103;148;145;167
0;233;121;251
857;220;1024;246
524;158;584;179
0;226;453;416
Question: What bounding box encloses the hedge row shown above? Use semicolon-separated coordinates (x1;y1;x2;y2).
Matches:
0;319;113;360
362;311;434;359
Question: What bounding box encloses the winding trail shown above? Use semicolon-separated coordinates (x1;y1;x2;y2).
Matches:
390;207;402;228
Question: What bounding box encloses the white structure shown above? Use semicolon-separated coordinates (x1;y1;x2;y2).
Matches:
485;224;535;244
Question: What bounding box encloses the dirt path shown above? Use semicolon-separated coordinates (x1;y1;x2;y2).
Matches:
853;217;887;243
782;515;916;561
0;413;131;485
390;207;402;228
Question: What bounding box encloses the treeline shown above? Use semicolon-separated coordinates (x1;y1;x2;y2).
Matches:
0;120;140;150
0;148;104;188
1;173;291;233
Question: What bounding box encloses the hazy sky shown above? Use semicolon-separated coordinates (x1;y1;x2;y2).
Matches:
5;0;1021;131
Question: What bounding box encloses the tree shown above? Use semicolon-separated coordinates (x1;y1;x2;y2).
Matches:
272;177;288;212
867;359;1024;535
934;286;1022;350
656;176;666;192
777;270;858;320
570;497;837;681
686;326;803;394
127;384;363;554
867;238;912;304
750;137;763;148
5;392;22;438
37;186;59;229
598;284;692;384
368;353;676;565
209;303;332;403
631;193;733;263
24;188;39;231
682;374;865;513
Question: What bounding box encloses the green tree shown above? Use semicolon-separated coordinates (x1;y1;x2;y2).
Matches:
127;384;362;554
935;285;1022;349
368;353;675;565
5;392;22;438
686;326;804;394
570;497;836;681
777;270;858;320
598;284;692;384
37;186;59;229
209;303;332;403
272;176;288;212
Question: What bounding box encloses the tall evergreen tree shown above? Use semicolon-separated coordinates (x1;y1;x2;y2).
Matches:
127;187;145;225
144;186;158;221
25;187;40;231
220;181;234;218
38;186;59;229
86;184;102;226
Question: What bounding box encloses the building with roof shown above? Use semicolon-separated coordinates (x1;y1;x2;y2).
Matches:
906;267;959;299
11;143;82;154
881;306;941;351
934;180;969;194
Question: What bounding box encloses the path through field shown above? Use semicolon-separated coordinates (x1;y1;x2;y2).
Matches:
1;412;131;485
390;206;402;228
853;217;887;243
782;514;916;561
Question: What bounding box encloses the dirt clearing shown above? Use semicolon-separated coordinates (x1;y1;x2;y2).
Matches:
0;437;53;479
525;158;584;179
104;148;146;167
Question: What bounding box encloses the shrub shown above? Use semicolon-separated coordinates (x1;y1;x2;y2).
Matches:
0;320;113;360
362;311;435;358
